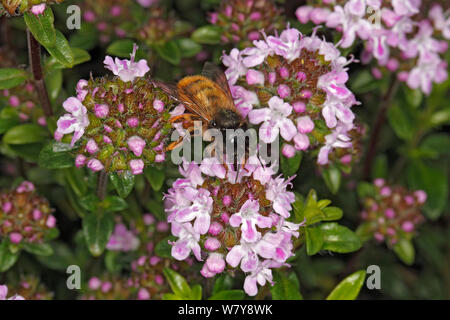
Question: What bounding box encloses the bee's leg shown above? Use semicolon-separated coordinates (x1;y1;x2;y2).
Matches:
169;113;201;124
166;124;198;151
166;137;184;151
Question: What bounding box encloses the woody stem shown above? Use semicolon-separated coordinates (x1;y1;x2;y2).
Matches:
363;75;399;180
27;29;53;118
97;171;108;201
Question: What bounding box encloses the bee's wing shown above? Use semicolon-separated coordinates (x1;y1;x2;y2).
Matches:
201;62;236;109
152;79;210;122
151;80;179;102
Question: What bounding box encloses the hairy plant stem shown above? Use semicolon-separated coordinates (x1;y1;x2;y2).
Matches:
363;76;400;180
97;171;109;201
27;29;53;118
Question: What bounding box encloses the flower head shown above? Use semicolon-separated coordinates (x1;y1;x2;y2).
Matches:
55;47;179;174
209;0;284;48
223;27;359;166
0;181;57;246
107;223;140;252
296;0;449;94
81;0;134;44
165;157;300;296
359;180;426;247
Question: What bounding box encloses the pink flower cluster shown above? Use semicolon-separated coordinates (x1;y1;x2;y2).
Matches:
209;0;283;47
297;0;449;94
164;157;301;296
360;178;426;247
55;45;174;174
1;83;46;126
0;181;57;245
107;223;140;252
82;0;132;44
222;27;359;165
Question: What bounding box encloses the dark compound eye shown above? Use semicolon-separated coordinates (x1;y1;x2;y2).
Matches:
210;120;217;127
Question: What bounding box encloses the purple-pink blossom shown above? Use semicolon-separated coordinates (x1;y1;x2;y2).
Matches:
56;97;90;147
104;44;150;82
107;223;140;252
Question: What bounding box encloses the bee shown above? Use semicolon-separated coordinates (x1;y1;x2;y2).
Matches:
153;63;248;156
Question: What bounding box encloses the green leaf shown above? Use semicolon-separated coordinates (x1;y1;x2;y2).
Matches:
305;225;324;255
79;194;99;212
22;242;54;256
45;228;59;241
402;86;422;108
270;271;303;300
109;171;135;198
0;68;28;89
176;38;202;58
105;250;120;273
101;196;128;212
8;142;43;162
154;236;175;259
322;206;343;221
212;274;233;295
191;284;202;300
106;39;145;58
82;212;114;256
163;268;192;299
24;7;56;47
280;151;302;176
44;68;62;100
302;206;325;226
429;108;450;127
64;167;87;197
355;222;374;243
0;118;20;134
387;103;416;141
322;165;341;194
144;167;165;191
3;123;49;144
162;293;184;300
393;238;415;265
209;290;245;300
420;134;450;157
38;141;74;169
35;241;76;271
155;40;181;65
70;48;91;66
44;30;75;68
319;222;362;253
326;270;366;300
0;238;20;272
46;48;91;70
191;25;222;44
407;160;448;219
